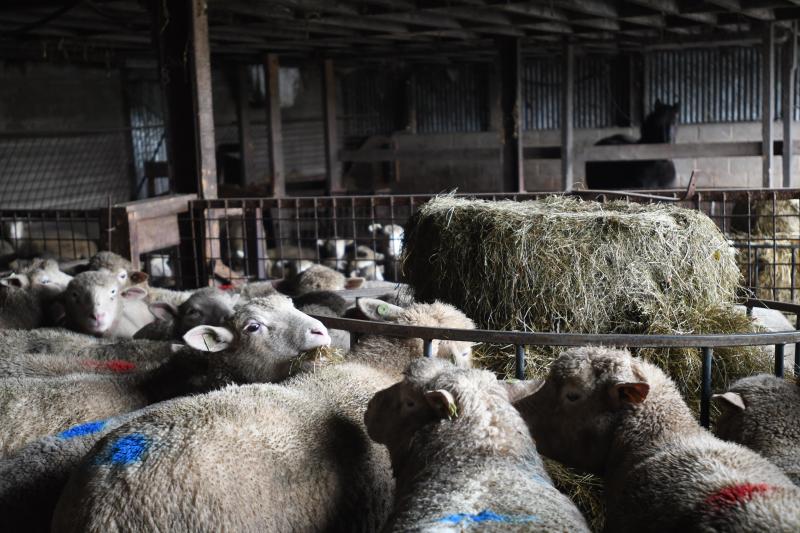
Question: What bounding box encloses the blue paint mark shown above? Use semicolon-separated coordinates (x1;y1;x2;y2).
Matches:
58;420;106;439
437;509;540;525
94;433;150;466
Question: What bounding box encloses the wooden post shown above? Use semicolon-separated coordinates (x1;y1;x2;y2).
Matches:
783;25;797;188
322;59;342;195
265;53;285;197
562;41;575;192
488;61;502;132
763;23;776;188
235;65;254;186
498;37;524;192
148;0;218;199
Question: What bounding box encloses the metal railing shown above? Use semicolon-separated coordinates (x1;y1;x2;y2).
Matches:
312;298;800;429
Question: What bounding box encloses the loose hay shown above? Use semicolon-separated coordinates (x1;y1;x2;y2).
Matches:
405;195;773;532
732;235;799;303
731;198;800;237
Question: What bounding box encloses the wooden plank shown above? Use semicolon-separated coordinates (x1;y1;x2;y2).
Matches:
321;59;343;194
235;64;254;186
339;147;501;162
114;194;197;219
783;24;797;187
135;215;181;255
763;23;776;187
561;41;575;191
148;0;217;199
265;53;286;197
488;61;502;132
498;37;524;192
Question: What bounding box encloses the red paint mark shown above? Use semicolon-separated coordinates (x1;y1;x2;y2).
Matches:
219;284;234;291
704;483;772;512
80;359;136;373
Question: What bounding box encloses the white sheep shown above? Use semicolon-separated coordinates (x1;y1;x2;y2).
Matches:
365;358;590;532
0;295;330;457
59;270;154;338
515;346;800;532
713;374;800;485
735;304;796;364
88;251;193;307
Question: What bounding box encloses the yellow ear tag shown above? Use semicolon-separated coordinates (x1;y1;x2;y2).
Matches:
202;333;216;350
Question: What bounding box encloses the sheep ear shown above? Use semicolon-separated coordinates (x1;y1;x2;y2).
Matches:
357;298;403;321
183;325;234;352
712;392;745;411
424;389;458;420
368;223;382;232
345;277;365;289
149;302;178;321
129;271;148;284
502;379;545;403
121;287;147;300
0;275;25;289
610;382;650;408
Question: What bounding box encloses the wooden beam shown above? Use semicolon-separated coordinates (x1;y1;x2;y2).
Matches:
763;22;776;187
498;37;524;192
782;23;797;187
322;59;343;194
235;65;253;186
561;41;575;191
149;0;218;199
265;53;285;197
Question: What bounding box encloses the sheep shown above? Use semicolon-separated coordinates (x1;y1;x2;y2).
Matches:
0;258;73;329
515;346;800;532
349;298;475;377
0;328;177;364
50;296;476;532
0;404;165;533
0;353;150;379
368;223;404;280
365;358;591;532
52;360;394;533
87;251;193;307
275;263;363;295
2;258;72;292
60;270;154;339
348;244;385;281
735;304;796;364
713;374;800;485
293;290;350;351
133;287;238;341
0;295;330;457
318;237;354;271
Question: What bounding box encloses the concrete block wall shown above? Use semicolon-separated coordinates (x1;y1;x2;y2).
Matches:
391;122;800;193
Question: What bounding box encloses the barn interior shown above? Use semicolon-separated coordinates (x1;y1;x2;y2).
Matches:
4;2;800;532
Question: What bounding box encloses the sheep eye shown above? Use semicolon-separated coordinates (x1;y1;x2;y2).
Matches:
110;288;117;296
118;271;127;280
566;392;580;402
71;292;78;300
40;277;50;284
187;309;201;316
405;401;415;408
244;322;261;333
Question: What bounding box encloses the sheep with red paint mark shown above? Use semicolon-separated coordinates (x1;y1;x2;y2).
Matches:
713;374;800;485
365;358;590;532
515;346;800;532
0;353;147;378
0;295;330;457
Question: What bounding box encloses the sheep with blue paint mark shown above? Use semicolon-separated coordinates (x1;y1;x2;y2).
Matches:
0;405;164;533
365;358;590;532
50;298;477;532
515;346;800;532
0;295;330;457
52;362;396;532
713;374;800;485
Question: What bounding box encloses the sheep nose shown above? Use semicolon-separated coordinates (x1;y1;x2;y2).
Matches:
310;328;326;336
92;312;106;322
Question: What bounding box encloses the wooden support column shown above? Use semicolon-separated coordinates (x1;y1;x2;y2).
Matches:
265;54;285;197
322;59;343;195
235;65;254;186
561;41;575;192
783;25;797;188
498;37;524;192
763;23;776;188
149;0;218;199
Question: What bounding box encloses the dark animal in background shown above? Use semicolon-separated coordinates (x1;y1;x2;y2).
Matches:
585;100;680;190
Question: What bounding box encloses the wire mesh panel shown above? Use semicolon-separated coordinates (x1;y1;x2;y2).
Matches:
0;209;103;270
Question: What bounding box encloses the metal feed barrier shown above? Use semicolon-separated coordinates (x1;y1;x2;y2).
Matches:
312;298;800;429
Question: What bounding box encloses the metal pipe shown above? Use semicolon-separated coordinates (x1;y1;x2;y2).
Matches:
515;344;526;380
700;347;713;429
423;339;433;358
775;343;785;378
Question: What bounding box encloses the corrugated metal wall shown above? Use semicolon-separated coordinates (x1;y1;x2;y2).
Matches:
523;55;620;130
340;67;399;144
413;64;488;133
645;46;800;123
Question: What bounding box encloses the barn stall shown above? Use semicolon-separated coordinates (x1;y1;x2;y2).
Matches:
3;1;800;532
